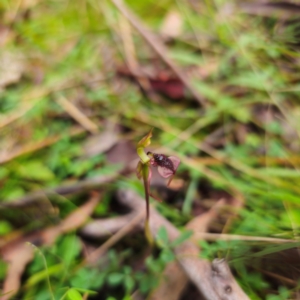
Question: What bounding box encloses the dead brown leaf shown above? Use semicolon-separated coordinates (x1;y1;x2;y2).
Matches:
149;261;188;300
1;243;34;300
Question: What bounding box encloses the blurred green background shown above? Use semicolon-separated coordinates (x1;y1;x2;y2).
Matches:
1;0;300;299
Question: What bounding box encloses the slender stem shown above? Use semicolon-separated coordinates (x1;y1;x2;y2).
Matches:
142;163;153;244
142;164;150;221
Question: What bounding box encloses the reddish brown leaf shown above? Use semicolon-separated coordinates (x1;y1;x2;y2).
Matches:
1;243;34;300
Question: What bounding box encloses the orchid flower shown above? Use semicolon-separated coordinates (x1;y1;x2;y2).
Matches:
136;129;180;243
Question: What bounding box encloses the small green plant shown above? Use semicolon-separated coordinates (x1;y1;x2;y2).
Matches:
136;129;180;243
24;237;98;300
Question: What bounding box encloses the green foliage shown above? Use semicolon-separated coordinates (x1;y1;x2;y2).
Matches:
266;287;291;300
25;244;138;299
156;226;169;247
0;221;12;235
171;230;193;247
16;160;55;181
1;0;300;298
66;288;82;300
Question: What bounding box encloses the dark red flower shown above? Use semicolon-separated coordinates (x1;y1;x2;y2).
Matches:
147;152;180;184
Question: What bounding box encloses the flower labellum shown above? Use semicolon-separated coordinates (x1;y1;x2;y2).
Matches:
147;152;180;185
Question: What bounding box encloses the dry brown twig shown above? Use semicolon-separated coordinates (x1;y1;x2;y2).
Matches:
117;13;153;97
55;96;98;134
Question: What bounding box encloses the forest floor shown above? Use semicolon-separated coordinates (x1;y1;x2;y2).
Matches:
1;1;300;299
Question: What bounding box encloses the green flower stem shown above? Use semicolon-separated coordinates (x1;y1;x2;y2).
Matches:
137;147;150;164
142;163;150;221
142;163;154;245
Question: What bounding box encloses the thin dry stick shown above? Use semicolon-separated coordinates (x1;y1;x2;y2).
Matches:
110;0;206;107
84;210;145;264
118;13;138;72
56;96;98;134
259;269;297;286
192;232;295;244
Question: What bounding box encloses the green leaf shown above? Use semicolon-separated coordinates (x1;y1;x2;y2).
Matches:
171;230;193;247
0;167;8;180
260;168;300;178
169;49;200;65
67;288;82;300
123;266;132;275
26;263;64;287
124;275;135;293
70;268;105;290
145;256;164;273
229;71;272;91
182;177;198;215
16;160;55;181
231;242;300;263
160;248;175;263
5;187;25;201
137;129;153;163
156;226;169;247
0;221;12;235
231;107;251;123
0;260;7;280
73;288;97;295
87;163;123;178
59;235;81;266
107;272;125;286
